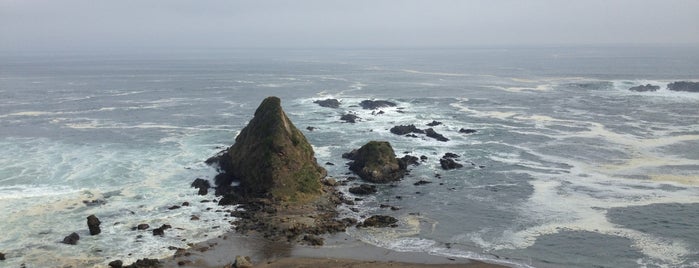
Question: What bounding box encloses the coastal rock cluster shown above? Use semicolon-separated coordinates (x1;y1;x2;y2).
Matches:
627;81;699;93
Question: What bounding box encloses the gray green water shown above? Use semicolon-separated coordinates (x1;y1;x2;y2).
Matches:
0;47;698;267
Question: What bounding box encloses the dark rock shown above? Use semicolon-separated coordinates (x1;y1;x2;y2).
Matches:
459;128;477;134
342;149;358;160
426;120;442;127
359;100;397;110
218;194;239;206
325;162;335;166
152;224;171;237
443;153;460;159
372;110;385;115
191;178;210;196
191;215;200;221
82;199;106;206
667;81;699;92
108;260;123;268
347;141;406;183
87;215;101;235
303;234;324;246
340;114;359;123
306;126;316;131
440;158;463;170
420;155;428;161
62;232;80;245
629;84;660;92
137;224;149;230
213;97;327;202
341;217;358;226
390;124;424;135
0;252;5;261
181;202;190;206
168;205;181;210
399;155;420;168
125;258;160;268
359;215;398;228
405;134;418;138
348;184;377;195
413;180;432;186
425;128;449;142
313;99;341;108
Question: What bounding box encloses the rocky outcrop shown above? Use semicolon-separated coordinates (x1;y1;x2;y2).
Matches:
152;224;171;236
425;128;449;142
668;81;699;92
426;120;442;127
459;128;477;134
190;178;210;195
359;100;396;110
340;114;359;123
125;258;160;268
440;153;463;170
390;125;424;135
628;84;660;92
348;184;377;195
345;141;406;183
359;215;398;228
108;260;123;268
87;215;101;235
313;99;341;108
212;97;326;203
62;232;80;245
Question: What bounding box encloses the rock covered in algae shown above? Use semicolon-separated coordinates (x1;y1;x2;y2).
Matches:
346;141;406;183
221;96;326;202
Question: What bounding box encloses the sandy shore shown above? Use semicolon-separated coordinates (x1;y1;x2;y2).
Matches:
159;232;510;268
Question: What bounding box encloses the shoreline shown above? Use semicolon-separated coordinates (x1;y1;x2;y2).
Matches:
158;231;512;268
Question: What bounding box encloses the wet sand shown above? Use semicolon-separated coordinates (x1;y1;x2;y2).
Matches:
160;232;510;268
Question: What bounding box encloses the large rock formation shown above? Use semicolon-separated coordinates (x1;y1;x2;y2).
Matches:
216;97;327;202
345;141;406;183
667;81;699;92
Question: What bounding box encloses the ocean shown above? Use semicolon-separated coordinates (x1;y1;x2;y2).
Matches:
1;47;698;267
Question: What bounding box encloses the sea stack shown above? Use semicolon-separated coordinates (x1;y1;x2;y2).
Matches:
217;96;326;202
345;141;406;183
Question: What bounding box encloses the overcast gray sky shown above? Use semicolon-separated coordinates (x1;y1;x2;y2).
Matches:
1;0;698;51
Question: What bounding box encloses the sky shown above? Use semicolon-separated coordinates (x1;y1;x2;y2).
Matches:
1;0;698;51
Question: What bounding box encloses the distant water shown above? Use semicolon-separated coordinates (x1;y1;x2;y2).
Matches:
1;47;698;267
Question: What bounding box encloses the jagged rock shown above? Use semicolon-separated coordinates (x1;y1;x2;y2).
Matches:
390;124;424;135
667;81;699;92
399;155;420;167
426;120;442;127
87;215;101;235
152;224;171;236
313;99;341;108
346;141;406;183
191;178;210;196
459;128;477;134
340;114;359;123
629;84;660;92
443;153;459;159
212;97;326;203
108;260;123;268
62;232;80;245
359;100;397;110
137;224;150;230
359;215;398;228
348;184;377;195
425;128;449;142
234;255;253;268
125;258;160;268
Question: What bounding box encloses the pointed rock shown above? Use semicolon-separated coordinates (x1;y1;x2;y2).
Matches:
217;97;326;202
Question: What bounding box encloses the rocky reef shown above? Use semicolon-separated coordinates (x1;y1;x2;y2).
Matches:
628;84;660;92
667;81;699;92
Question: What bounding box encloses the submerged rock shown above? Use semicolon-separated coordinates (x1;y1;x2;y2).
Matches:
426;120;442;127
359;100;397;110
211;97;326;203
87;215;101;235
313;99;341;108
667;81;699;92
62;232;80;245
440;158;463;170
346;141;406;183
628;84;660;92
359;215;398;228
459;128;477;134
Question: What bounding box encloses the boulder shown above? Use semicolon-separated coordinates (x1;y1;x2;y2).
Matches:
137;224;150;230
62;232;80;245
212;97;327;203
348;184;377;195
340;114;359;123
313;99;341;108
190;178;210;196
628;84;660;92
108;260;123;268
125;258;160;268
359;100;397;110
234;255;253;268
399;155;420;168
306;126;316;131
443;153;460;159
0;252;5;261
440;158;463;170
87;215;101;235
346;141;406;183
425;128;449;142
152;224;171;236
390;125;424;135
359;215;398;228
667;81;699;92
